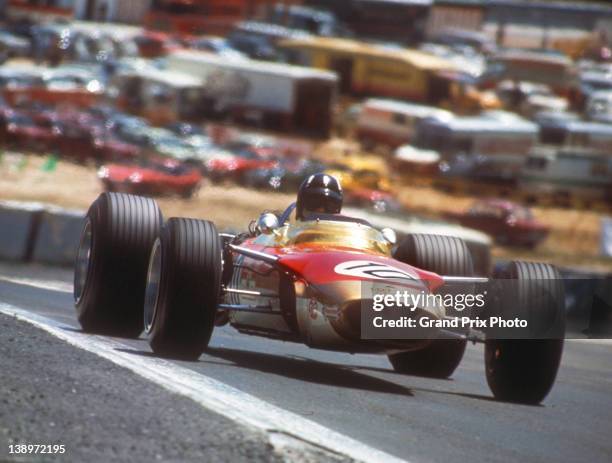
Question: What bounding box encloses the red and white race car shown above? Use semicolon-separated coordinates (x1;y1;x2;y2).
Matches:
74;193;565;404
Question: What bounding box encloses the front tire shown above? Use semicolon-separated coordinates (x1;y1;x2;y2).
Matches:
74;193;163;337
485;261;565;404
389;234;473;378
145;218;222;360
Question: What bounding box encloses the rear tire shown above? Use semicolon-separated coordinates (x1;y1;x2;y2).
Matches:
485;261;565;404
145;218;222;360
389;234;473;378
74;193;163;337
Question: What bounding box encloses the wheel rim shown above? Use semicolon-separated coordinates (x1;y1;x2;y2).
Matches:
144;238;162;334
73;219;92;304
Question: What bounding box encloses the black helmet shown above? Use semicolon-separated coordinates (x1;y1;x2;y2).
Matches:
296;173;343;220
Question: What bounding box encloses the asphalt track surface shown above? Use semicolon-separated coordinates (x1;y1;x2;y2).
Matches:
0;263;611;463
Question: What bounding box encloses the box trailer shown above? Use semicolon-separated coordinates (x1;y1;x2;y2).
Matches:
166;50;338;137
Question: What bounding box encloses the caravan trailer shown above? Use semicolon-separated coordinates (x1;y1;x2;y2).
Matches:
166;50;337;137
355;98;452;148
520;148;612;207
539;119;612;154
413;111;538;159
417;111;539;194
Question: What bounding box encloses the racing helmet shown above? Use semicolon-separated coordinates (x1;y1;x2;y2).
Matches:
296;173;343;220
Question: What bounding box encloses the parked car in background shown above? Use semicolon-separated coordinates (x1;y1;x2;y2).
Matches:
187;36;247;60
344;188;402;214
0;30;31;62
2;64;103;107
576;68;612;109
107;113;149;138
0;64;44;90
30;23;74;65
228;21;310;61
428;28;496;56
90;132;142;164
243;158;325;192
98;158;201;198
224;133;280;159
586;90;612;123
264;4;347;37
497;81;568;117
204;149;277;183
165;121;205;137
324;155;392;193
3;111;62;152
122;126;196;161
446;199;549;248
133;31;183;58
54;119;141;164
418;43;486;80
392;144;441;180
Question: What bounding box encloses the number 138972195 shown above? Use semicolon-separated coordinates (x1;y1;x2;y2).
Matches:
8;443;66;454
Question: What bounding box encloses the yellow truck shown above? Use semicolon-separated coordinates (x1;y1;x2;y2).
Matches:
279;36;500;113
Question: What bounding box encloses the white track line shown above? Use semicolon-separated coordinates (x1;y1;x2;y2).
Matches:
0;275;72;294
7;274;612;351
567;339;612;346
0;302;408;463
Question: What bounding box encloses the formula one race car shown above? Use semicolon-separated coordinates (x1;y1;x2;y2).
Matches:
74;192;565;404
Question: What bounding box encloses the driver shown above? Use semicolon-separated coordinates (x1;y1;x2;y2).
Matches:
296;173;343;220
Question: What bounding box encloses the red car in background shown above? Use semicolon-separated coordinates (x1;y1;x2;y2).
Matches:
13;105;141;164
3;111;62;152
56;124;142;164
98;159;202;198
446;199;549;248
91;134;142;164
205;150;277;183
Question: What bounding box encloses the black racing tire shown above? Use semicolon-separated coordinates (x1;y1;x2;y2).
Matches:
388;234;473;379
393;234;474;277
145;218;222;360
74;193;163;337
485;261;565;404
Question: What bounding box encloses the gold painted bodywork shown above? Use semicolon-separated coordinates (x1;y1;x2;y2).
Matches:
253;219;393;255
230;218;444;353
